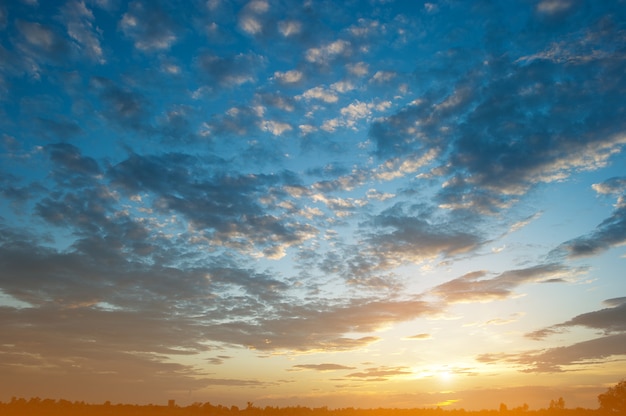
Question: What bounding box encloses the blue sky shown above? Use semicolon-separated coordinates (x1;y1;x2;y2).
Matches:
1;0;625;410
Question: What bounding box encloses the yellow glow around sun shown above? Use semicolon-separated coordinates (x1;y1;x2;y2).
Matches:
438;368;452;381
410;365;455;381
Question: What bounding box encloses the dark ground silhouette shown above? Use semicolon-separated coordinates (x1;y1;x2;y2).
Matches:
3;381;626;416
0;397;618;416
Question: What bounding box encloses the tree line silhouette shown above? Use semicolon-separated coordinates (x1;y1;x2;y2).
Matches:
2;380;624;416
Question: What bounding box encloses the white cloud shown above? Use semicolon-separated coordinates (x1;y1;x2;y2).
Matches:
245;0;268;13
239;15;262;35
341;101;370;119
305;39;351;64
260;120;292;136
370;70;396;83
278;20;301;37
331;80;356;93
536;0;574;15
299;86;338;103
373;149;438;181
299;124;316;134
366;189;395;201
321;118;340;132
274;69;303;84
348;18;380;37
424;3;438;13
347;62;369;77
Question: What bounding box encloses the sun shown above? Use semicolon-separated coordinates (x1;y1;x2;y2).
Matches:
438;368;453;382
409;365;455;381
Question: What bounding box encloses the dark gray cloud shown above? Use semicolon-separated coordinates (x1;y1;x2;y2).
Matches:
35;117;83;139
89;76;152;131
47;142;101;178
197;51;264;88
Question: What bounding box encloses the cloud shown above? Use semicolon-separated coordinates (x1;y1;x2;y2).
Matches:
238;0;269;36
592;177;626;196
202;104;264;137
211;296;437;352
431;264;577;304
305;39;351;65
0;301;271;402
260;120;292;136
278;20;301;37
47;142;101;179
0;220;423;359
274;69;303;84
558;203;626;258
119;0;180;51
368;17;626;215
547;176;626;259
526;299;626;340
197;51;264;88
108;152;319;259
535;0;577;16
404;333;431;340
299;86;338;103
34;117;83;140
345;366;412;381
347;62;369;77
292;363;356;372
508;212;543;234
61;0;105;63
603;297;626;307
14;19;72;72
363;202;482;268
206;355;232;365
478;333;626;373
0;5;6;30
491;300;626;373
89;76;151;131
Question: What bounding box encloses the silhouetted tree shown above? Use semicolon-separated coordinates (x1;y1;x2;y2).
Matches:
549;397;565;410
598;379;626;413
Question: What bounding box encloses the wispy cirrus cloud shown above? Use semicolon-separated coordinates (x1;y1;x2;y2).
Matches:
291;363;356;372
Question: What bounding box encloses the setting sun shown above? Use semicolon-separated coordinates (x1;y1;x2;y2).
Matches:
438;369;453;382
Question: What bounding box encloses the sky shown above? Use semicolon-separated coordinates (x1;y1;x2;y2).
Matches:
1;0;626;411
